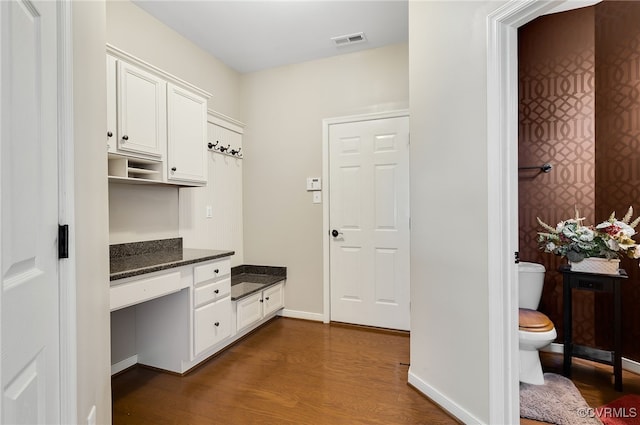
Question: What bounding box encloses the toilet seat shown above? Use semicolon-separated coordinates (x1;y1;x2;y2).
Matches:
519;308;554;332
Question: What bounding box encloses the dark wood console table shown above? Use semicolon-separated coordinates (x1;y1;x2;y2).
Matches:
560;265;627;391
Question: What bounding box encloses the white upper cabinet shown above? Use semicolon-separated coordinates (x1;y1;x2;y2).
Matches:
106;45;211;186
106;54;117;152
167;83;207;184
116;60;167;159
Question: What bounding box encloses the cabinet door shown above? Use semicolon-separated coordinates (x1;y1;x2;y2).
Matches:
167;83;207;184
194;297;231;357
236;292;263;332
106;55;117;153
117;61;166;158
263;283;284;316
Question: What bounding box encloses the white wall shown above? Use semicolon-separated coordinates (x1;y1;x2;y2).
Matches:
106;0;243;246
408;2;504;423
72;2;112;423
241;44;408;318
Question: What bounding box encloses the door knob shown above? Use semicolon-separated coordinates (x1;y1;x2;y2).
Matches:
331;229;343;238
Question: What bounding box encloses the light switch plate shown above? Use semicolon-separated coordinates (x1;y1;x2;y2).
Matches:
313;192;322;204
306;177;321;191
205;205;213;218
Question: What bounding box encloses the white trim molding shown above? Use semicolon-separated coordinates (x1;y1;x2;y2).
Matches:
57;1;77;424
321;109;409;325
280;309;324;322
408;370;485;425
111;355;138;376
486;1;569;423
207;109;245;134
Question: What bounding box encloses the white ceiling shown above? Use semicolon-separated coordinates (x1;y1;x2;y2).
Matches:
132;0;408;74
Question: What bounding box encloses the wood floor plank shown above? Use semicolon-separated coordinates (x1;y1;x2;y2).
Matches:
112;318;458;425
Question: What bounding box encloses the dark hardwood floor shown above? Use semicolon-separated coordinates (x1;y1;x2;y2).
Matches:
112;317;458;425
112;317;640;425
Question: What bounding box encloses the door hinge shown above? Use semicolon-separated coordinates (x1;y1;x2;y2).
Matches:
59;224;69;259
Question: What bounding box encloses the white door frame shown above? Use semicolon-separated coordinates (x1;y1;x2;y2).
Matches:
321;109;409;324
487;1;598;423
57;1;78;423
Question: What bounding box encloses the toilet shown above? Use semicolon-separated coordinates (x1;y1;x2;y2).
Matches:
518;262;557;385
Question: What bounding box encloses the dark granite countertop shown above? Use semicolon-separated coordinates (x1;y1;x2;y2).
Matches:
230;265;286;300
110;238;234;281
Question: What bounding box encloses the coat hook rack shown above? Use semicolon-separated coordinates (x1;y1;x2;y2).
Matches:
207;141;243;159
518;163;552;173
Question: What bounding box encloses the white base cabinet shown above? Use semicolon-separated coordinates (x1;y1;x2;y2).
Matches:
236;282;285;333
110;257;286;375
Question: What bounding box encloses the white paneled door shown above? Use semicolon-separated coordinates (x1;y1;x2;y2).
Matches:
329;116;410;331
1;0;61;423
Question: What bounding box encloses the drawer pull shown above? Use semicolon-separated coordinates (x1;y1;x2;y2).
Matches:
265;297;270;301
214;269;219;274
214;322;220;327
214;289;220;294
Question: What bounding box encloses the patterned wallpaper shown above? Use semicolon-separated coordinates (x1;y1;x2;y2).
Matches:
519;1;640;361
595;0;640;359
518;7;596;347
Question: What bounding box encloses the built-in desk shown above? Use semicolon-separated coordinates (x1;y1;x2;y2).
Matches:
560;265;627;391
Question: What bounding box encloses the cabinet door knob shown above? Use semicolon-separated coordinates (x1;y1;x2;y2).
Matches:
214;289;219;294
122;135;129;141
214;269;219;274
214;322;220;327
265;297;270;301
171;167;177;172
107;131;113;138
259;299;264;303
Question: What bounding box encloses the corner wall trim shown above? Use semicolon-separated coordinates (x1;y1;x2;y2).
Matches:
408;369;485;425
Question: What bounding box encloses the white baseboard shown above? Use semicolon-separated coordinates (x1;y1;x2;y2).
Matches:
543;342;640;374
111;355;137;376
408;368;485;425
280;308;324;322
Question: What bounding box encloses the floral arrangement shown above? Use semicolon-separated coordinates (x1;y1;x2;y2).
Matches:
537;207;640;262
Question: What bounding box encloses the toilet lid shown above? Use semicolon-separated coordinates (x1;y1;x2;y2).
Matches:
519;308;554;332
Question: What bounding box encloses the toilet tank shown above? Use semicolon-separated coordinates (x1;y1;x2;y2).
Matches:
518;262;546;310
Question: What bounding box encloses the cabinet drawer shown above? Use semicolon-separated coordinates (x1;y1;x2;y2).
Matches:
110;271;183;311
194;278;230;307
194;298;231;357
194;259;230;284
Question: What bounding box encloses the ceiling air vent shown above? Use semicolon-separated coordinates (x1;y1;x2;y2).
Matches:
331;32;367;47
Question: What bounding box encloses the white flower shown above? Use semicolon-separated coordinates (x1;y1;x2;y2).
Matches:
615;221;636;237
607;239;621;251
545;242;557;252
577;228;594;241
